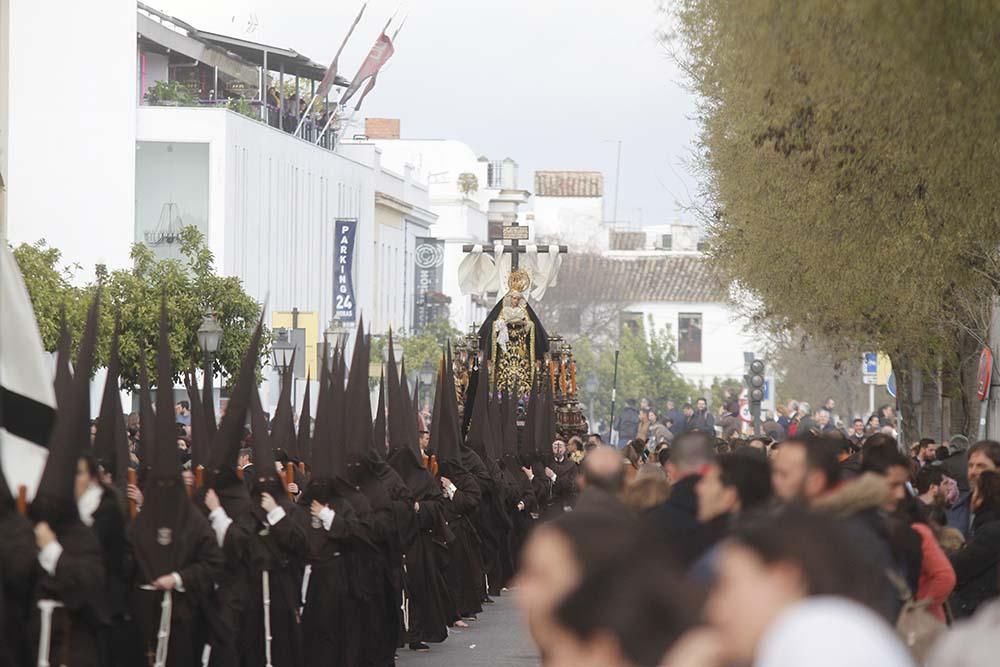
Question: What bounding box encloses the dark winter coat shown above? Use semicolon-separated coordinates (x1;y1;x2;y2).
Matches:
950;508;1000;618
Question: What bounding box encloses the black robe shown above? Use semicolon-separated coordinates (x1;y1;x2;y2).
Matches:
0;510;37;667
88;486;141;666
239;486;309;667
298;479;372;667
439;460;485;619
33;520;108;667
544;456;579;517
389;448;454;645
129;489;225;667
464;449;511;597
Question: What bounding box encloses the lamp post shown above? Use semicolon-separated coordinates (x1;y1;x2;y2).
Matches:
272;328;296;380
321;319;348;367
197;311;224;369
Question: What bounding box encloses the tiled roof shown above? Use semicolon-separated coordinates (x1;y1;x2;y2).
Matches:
546;254;726;304
534;171;604;197
609;231;645;251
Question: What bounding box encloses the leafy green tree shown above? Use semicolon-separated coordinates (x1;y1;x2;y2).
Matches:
398;319;461;377
575;319;695;423
665;0;1000;440
11;226;266;389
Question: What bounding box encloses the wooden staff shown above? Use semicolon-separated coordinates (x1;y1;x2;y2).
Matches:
127;469;138;519
194;466;204;489
16;485;27;516
284;465;295;500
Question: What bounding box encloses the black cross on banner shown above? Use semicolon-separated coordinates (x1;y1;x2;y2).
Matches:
461;219;568;270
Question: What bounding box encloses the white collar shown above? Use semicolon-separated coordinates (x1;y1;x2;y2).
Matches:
77;483;103;527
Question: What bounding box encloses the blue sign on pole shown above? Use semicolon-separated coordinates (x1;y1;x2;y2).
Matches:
864;352;877;375
333;219;357;322
887;372;897;398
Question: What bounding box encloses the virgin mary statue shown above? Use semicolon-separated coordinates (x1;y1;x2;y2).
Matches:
477;269;549;395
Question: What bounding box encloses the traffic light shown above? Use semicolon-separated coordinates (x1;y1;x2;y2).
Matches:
746;358;765;433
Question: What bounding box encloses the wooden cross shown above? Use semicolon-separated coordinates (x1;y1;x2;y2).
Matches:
462;218;568;270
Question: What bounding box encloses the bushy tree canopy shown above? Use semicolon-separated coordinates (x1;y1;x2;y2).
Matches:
11;226;266;389
666;0;1000;437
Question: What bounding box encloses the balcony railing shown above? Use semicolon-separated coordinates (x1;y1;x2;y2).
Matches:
141;97;337;151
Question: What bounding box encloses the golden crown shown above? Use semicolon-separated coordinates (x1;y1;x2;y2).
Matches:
508;269;531;293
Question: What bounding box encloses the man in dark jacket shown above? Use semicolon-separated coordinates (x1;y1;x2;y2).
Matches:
950;468;1000;618
685;398;716;434
642;431;715;568
615;400;640;448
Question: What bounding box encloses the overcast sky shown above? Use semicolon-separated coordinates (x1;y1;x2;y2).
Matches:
157;0;699;226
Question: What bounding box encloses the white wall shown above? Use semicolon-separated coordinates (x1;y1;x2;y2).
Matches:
136;107;376;338
0;0;8;240
368;138;491;330
629;300;763;388
533;195;605;251
5;0;136;273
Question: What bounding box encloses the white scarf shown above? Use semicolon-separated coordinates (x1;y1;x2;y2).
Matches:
77;483;102;527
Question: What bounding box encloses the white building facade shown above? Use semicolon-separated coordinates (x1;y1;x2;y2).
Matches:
531;171;607;251
366;136;524;331
2;0;137;270
542;223;767;391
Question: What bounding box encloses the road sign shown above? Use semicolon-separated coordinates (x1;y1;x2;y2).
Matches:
886;372;897;398
977;347;993;402
863;352;877;385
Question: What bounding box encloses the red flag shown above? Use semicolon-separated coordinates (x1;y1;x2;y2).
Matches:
340;31;395;107
315;2;367;101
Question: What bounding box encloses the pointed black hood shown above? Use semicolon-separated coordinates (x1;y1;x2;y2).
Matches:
372;368;386;457
201;345;217;443
249;386;281;486
270;350;297;461
93;319;129;492
296;371;312;467
433;348;462;466
136;353;154;469
206;312;264;489
184;370;208;470
343;320;372;467
150;299;181;483
53;308;73;412
31;292;100;527
465;355;491;459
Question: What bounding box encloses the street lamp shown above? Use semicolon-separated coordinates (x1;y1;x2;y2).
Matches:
272;328;296;377
323;319;349;360
197;311;224;366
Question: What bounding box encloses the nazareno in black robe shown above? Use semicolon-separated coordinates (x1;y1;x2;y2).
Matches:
239;476;310;667
297;477;372;667
0;506;37;667
129;481;225;666
389;447;454;644
439;457;486;620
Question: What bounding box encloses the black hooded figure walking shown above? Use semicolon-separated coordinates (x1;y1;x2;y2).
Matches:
434;348;486;622
462;360;513;600
387;352;453;651
238;387;309;667
88;321;140;666
196;318;262;667
27;295;107;667
128;300;224;666
299;343;372;666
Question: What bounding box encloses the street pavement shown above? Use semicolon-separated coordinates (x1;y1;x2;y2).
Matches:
396;593;540;666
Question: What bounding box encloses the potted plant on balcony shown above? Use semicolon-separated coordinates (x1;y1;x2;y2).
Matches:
147;80;196;107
